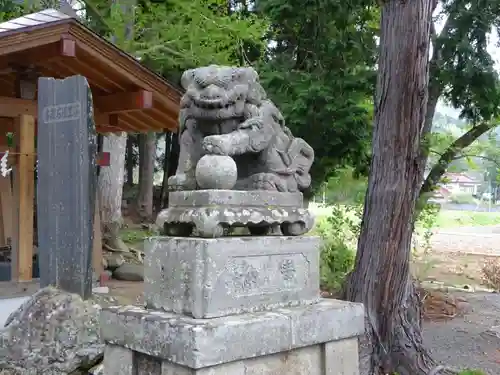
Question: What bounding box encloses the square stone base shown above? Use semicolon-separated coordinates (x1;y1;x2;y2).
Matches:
100;299;364;371
144;236;320;318
104;339;360;375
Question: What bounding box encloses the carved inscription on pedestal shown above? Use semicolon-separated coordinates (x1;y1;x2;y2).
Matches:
222;253;309;297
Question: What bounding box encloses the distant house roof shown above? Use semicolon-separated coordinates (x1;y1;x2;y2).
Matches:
444;172;481;184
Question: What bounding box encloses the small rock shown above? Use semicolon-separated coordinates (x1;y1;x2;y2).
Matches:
92;286;109;294
485;325;500;339
113;263;144;281
104;253;125;270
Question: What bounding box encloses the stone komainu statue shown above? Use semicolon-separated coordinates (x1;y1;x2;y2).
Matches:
168;65;314;193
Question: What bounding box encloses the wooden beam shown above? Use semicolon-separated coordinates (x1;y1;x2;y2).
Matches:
0;97;115;125
94;90;153;113
0;95;153;118
13;114;35;281
0;97;36;117
0;36;76;75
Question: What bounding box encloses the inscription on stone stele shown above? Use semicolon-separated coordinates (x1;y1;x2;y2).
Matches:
223;253;308;297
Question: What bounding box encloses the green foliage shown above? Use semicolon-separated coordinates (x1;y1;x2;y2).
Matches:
120;227;155;244
436;0;500;123
80;0;269;83
257;0;378;192
320;167;368;205
314;205;362;292
412;203;440;282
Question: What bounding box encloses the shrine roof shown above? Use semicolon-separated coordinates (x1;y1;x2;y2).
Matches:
0;9;181;134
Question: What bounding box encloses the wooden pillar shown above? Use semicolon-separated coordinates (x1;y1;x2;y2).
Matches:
11;71;37;282
11;114;35;281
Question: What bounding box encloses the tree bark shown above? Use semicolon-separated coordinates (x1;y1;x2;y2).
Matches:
136;132;155;221
344;1;452;375
98;133;129;252
125;134;134;187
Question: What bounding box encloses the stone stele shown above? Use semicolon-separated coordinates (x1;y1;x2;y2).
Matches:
100;66;365;375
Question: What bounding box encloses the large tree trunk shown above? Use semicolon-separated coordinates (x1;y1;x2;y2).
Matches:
98;133;129;252
344;1;452;375
136;132;155;221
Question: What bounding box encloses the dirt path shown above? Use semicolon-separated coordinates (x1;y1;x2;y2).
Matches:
423;291;500;374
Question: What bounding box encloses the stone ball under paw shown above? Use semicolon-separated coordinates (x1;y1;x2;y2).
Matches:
195;155;237;190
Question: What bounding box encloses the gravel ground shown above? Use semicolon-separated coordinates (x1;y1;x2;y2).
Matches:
423;291;500;374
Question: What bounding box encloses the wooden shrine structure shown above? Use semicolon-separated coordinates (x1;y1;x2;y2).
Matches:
0;9;181;283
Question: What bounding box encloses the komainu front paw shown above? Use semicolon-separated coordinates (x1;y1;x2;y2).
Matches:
168;174;196;190
202;135;233;156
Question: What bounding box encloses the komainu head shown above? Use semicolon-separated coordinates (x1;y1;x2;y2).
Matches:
180;65;266;120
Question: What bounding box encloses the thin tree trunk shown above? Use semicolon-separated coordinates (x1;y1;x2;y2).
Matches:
125;135;134;187
136;131;155;221
419;122;495;200
98;133;129;252
345;1;453;375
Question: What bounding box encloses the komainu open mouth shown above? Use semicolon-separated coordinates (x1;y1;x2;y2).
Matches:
192;97;236;109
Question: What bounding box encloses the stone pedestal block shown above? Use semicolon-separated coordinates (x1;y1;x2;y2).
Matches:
101;299;364;375
144;236;320;318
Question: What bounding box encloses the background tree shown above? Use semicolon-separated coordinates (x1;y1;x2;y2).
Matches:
256;0;378;194
419;0;500;200
345;1;438;375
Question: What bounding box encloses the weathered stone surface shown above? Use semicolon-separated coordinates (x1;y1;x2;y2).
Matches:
102;345;133;375
100;298;365;369
0;287;103;374
37;75;98;300
168;65;314;193
113;263;144;281
161;345;324;375
195;155;237;190
168;189;303;208
144;236;320;318
325;338;359;375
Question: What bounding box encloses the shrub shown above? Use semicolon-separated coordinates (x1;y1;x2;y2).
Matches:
320;237;355;292
449;192;476;204
314;205;361;292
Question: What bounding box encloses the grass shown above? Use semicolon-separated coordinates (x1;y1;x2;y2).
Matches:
120;227;155;245
310;203;500;229
434;210;500;228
